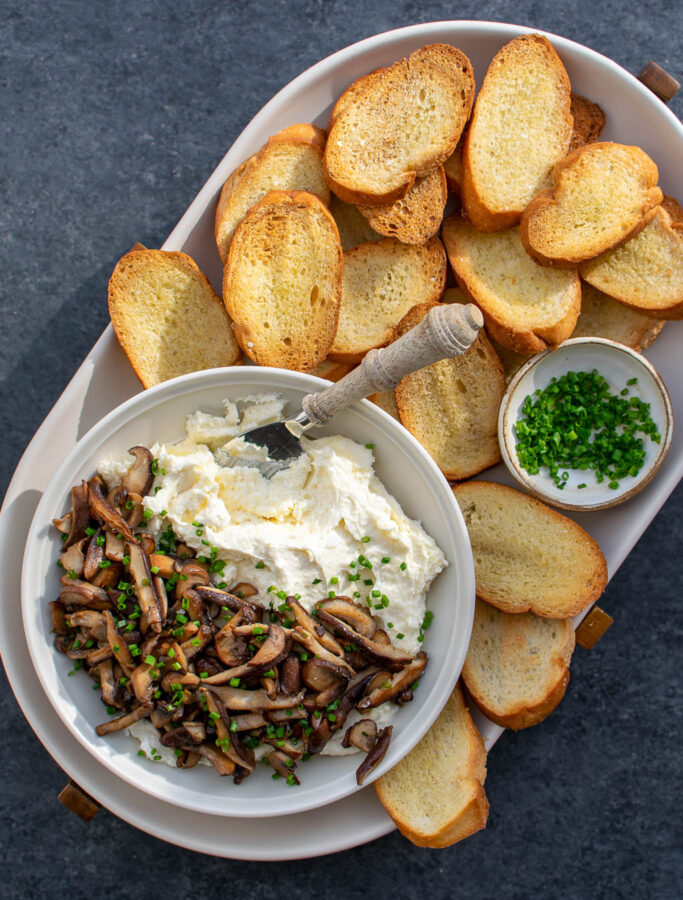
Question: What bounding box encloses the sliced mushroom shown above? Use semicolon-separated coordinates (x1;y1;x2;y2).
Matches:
123;492;145;528
105;530;125;562
264;738;304;760
317;597;376;638
60;578;109;607
268;749;299;784
194;585;258;621
248;622;288;669
59;539;86;577
95;702;152;736
316;680;349;710
177;751;201;769
307;712;333;754
302;658;349;692
121;447;154;497
183;721;206;744
265;707;308;724
107;485;128;513
372;629;391;646
149;553;178;578
64;481;90;548
214;611;249;667
137;532;156;557
175;542;195;560
85;645;113;666
150;706;174;729
291;626;355;676
355;725;392;786
229;582;258;599
130;662;154;702
189;743;236;776
342;718;377;753
175;562;210;602
204;685;304;711
48;601;68;634
103;610;135;675
358;653;427;710
287;597;345;656
126;540;162;634
280;654;301;696
230;712;268;731
52;512;72;535
91;561;123;589
316;609;414;671
92;658;116;706
153;576;168;622
87;478;136;542
66;610;106;641
83;532;105;580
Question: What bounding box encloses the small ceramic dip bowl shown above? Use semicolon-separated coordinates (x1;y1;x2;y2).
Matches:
498;338;673;511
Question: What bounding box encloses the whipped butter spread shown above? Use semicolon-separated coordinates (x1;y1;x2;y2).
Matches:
99;393;446;762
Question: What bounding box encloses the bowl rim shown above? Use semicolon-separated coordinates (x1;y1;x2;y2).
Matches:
498;337;674;511
21;365;475;818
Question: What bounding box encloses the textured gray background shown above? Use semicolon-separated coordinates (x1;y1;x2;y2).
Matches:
2;1;682;898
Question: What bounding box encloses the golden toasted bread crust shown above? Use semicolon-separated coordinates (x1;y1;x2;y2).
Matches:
453;481;608;619
375;683;488;848
109;249;241;389
324;44;474;205
223;189;342;371
358;166;448;245
568;93;606;152
521;142;663;267
462;34;573;232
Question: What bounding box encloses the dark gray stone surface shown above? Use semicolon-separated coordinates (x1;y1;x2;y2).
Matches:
1;1;681;897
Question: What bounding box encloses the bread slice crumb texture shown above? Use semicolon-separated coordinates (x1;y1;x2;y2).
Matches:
394;302;504;480
573;281;665;348
223;190;342;371
324;44;474;205
330;236;446;362
375;683;488;848
462;34;572;231
442;215;580;353
215;124;329;262
521;142;662;266
358;166;448;245
108;249;241;389
453;481;608;618
463;598;575;729
579;206;683;319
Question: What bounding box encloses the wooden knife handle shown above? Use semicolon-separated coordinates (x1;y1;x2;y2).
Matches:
301;303;483;426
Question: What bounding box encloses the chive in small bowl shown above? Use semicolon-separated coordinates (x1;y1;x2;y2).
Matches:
498;338;673;512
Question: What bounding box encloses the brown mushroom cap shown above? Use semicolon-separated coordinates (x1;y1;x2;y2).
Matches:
316;609;414;671
355;725;393;785
63;482;90;548
317;597;376;638
342;718;377;753
358;653;427;710
121;446;154;497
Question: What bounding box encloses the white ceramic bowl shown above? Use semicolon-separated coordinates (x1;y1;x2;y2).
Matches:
499;338;674;511
21;367;475;818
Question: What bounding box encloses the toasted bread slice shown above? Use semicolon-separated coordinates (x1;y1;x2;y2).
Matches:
330;236;446;363
521;142;662;267
358;166;447;245
223;190;342;371
310;358;356;382
215;124;329;262
375;683;488;848
108;249;241;389
453;482;608;618
568;93;606;152
579;206;683;319
463;598;575;729
462;34;572;232
573;281;665;348
324;45;474;205
330;195;382;251
394;303;505;480
442;215;581;353
662;194;683;224
444;133;465;195
369;389;400;420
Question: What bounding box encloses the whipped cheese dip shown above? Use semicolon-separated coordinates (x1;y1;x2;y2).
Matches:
100;393;447;761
